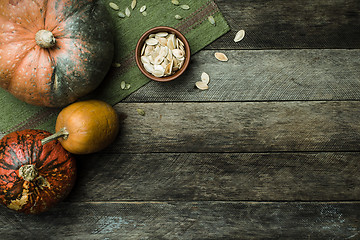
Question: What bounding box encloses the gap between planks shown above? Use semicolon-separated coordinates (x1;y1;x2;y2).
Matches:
78;201;360;204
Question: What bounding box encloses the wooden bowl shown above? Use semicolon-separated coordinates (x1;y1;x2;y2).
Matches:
135;26;191;82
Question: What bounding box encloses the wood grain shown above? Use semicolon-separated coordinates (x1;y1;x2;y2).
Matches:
66;152;360;202
0;201;359;239
124;49;360;102
210;0;360;49
107;101;360;153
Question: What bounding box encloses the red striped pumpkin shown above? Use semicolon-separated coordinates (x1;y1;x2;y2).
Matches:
0;129;76;214
0;0;114;107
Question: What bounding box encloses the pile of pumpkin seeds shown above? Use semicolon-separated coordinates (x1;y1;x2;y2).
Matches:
140;32;186;78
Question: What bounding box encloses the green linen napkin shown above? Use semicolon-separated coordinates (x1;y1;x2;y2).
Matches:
0;0;229;137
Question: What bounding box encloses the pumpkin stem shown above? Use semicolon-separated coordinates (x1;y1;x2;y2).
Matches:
19;165;38;182
41;127;69;146
35;30;56;48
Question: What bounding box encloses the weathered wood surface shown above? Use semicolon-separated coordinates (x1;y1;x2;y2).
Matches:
105;101;360;153
68;152;360;202
1;202;360;240
125;49;360;102
210;0;360;49
1;0;360;239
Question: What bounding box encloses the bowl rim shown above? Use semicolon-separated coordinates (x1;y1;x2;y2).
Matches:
135;26;191;82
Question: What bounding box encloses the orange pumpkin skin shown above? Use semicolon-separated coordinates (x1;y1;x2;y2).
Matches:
0;0;114;107
55;100;119;154
0;129;76;214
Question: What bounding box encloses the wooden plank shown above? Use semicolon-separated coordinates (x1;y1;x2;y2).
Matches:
108;101;360;153
124;49;360;102
0;201;359;239
67;152;360;202
209;0;360;49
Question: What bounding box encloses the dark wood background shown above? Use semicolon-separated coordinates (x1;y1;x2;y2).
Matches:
1;0;359;239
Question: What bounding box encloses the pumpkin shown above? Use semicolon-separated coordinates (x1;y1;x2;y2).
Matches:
0;0;114;107
0;129;76;214
42;100;119;154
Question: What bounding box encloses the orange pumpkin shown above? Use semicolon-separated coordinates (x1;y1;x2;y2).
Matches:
0;0;114;107
42;100;119;154
0;129;76;214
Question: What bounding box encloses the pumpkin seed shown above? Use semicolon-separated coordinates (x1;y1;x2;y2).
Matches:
142;11;147;16
208;15;216;25
109;2;120;10
167;34;176;50
153;55;165;65
201;72;210;84
118;12;126;18
125;83;131;90
156;32;169;38
175;15;182;20
143;63;154;73
164;60;174;75
144;45;154;55
140;5;146;12
120;81;126;89
234;29;245;42
141;56;151;64
171;0;179;5
137;108;146;116
180;4;190;10
125;7;131;17
215;52;228;62
172;49;184;59
153;65;165;77
158;37;168;46
112;62;121;68
195;81;209;90
131;0;136;10
146;38;159;46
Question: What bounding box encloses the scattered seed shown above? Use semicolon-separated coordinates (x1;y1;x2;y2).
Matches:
109;2;120;10
208;15;216;25
120;81;126;89
137;108;146;116
112;62;121;68
125;83;131;90
140;5;146;12
131;0;136;10
215;52;228;62
175;15;182;20
195;81;209;90
234;29;245;42
201;72;210;84
118;12;126;18
142;11;147;16
171;0;179;5
180;4;190;10
125;7;131;17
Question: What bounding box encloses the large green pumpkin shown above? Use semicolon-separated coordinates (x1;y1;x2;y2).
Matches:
0;0;114;107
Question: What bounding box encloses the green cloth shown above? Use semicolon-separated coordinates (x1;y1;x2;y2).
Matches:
0;0;229;137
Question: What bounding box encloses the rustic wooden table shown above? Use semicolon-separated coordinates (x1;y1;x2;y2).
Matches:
1;0;360;239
